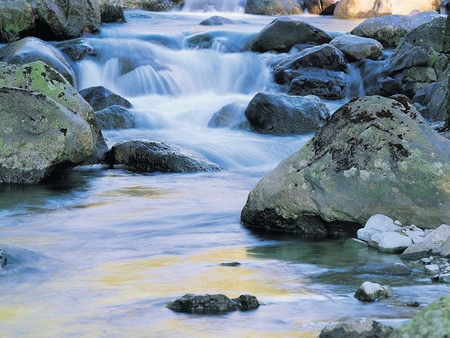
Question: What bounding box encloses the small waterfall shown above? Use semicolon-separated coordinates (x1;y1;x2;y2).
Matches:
182;0;246;12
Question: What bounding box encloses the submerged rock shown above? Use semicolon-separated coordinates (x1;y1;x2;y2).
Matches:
244;93;330;135
390;295;450;337
250;17;331;53
319;317;394;338
355;281;394;301
199;16;235;26
241;96;450;235
208;102;249;129
167;293;260;314
109;140;222;173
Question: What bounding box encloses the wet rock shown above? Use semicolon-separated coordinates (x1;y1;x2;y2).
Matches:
244;92;330;135
167;293;259;314
0;248;7;267
351;11;441;47
208;103;249;129
412;81;445;122
357;214;401;242
377;232;412;253
109;140;222;173
241;96;450;235
126;0;184;11
57;40;97;62
200;16;235;26
219;262;241;267
334;0;441;19
305;0;339;15
319;317;394;338
35;0;101;40
0;61;108;165
79;86;133;111
400;241;442;261
390;295;450;337
330;34;383;61
95;105;135;130
245;0;302;15
250;17;331;53
99;0;126;23
0;0;35;43
0;37;76;86
0;87;93;183
355;281;394;301
355;262;413;276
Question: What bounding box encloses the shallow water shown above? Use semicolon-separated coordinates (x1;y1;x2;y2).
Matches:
1;6;449;338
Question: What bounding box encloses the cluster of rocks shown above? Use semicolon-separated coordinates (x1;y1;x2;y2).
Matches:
167;293;260;314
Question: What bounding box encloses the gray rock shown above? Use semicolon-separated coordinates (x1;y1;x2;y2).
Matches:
99;0;126;23
351;11;441;47
241;96;450;235
377;232;412;253
127;0;184;11
319;317;394;338
95;105;135;130
245;0;302;15
390;295;450;337
57;40;97;62
0;248;7;267
35;0;101;40
0;37;75;86
355;281;394;301
208;103;249;129
244;92;330;135
0;0;35;43
199;16;235;26
330;34;383;61
109;140;222;173
424;224;450;245
79;86;133;111
400;241;442;261
412;82;445;122
167;293;259;314
355;263;413;276
0;86;93;183
0;61;108;165
441;236;450;258
250;17;331;53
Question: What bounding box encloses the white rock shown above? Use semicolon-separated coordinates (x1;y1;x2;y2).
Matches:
425;264;440;275
404;230;426;244
424;224;450;245
357;214;402;242
355;281;394;301
377;232;413;253
368;232;385;248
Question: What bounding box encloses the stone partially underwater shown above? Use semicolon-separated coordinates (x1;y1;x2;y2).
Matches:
241;95;450;235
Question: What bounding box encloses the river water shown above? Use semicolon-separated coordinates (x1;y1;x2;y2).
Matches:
1;3;450;337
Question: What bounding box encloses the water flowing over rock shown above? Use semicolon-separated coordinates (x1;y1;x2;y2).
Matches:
250;17;331;53
319;317;394;338
330;34;383;61
244;92;330;135
351;11;441;47
0;87;93;184
199;16;235;26
0;61;108;165
334;0;441;19
245;0;302;15
241;96;450;235
109;140;223;173
0;37;76;86
35;0;101;40
390;295;450;337
208;102;249;129
167;293;260;314
79;86;134;111
0;0;35;43
95;105;135;130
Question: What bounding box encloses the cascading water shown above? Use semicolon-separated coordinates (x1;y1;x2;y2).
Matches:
1;7;448;338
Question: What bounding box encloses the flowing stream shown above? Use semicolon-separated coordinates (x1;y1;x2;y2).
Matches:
1;5;450;337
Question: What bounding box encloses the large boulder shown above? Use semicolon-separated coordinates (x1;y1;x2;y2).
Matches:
351;11;441;47
79;86;133;111
0;61;108;165
244;92;330;135
334;0;441;19
245;0;302;15
319;317;394;338
0;87;93;183
390;295;450;337
330;34;383;61
273;44;349;100
35;0;101;40
250;17;331;53
0;0;35;43
0;37;76;86
241;96;450;235
109;140;222;173
305;0;339;15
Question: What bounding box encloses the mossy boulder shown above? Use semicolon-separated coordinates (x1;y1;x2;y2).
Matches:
241;95;450;235
0;0;35;43
0;87;93;183
0;61;108;164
